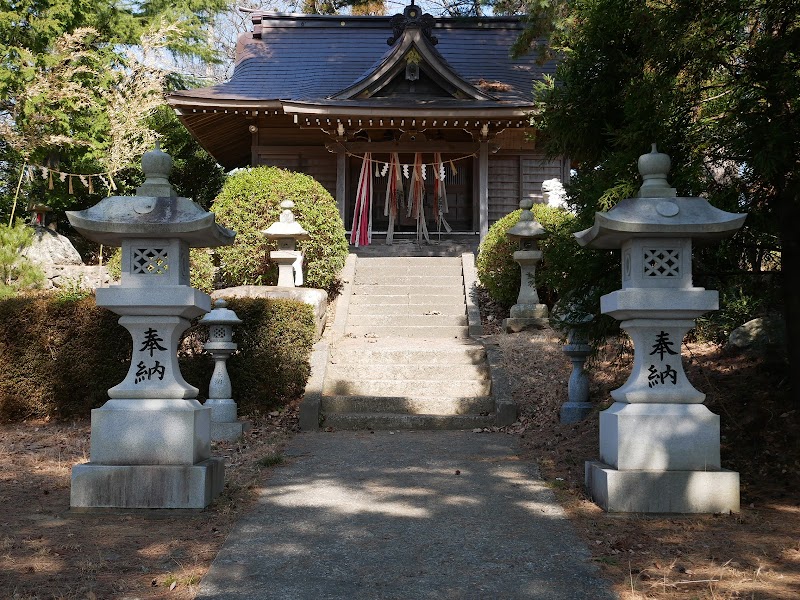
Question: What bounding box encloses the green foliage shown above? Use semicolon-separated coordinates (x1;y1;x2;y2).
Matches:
212;167;348;295
0;221;45;298
0;295;316;422
148;106;226;210
476;205;574;309
0;0;229;226
179;298;316;414
524;0;795;362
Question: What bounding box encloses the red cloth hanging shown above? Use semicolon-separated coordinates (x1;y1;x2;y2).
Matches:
350;153;373;247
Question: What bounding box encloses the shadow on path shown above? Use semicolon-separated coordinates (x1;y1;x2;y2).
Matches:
199;431;617;600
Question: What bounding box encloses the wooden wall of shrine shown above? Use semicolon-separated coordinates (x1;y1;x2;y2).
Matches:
249;123;568;236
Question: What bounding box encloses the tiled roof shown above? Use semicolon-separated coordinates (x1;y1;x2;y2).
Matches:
169;13;555;107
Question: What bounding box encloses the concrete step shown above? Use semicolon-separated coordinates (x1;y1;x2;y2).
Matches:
345;314;467;328
344;325;469;339
329;340;486;364
321;395;495;415
347;303;466;316
326;362;489;382
355;266;464;278
323;377;491;398
353;275;464;287
322;412;496;431
357;257;462;267
348;294;466;306
352;284;465;296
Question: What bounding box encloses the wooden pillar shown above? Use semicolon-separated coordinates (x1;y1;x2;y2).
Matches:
479;141;489;239
336;149;347;225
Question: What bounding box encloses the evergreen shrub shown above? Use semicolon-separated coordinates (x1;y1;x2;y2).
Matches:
0;295;315;422
212;167;348;295
0;221;45;299
476;205;574;308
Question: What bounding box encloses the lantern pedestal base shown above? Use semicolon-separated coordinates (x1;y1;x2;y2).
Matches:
585;461;739;514
211;419;252;442
560;401;593;424
90;399;211;465
600;402;721;471
70;458;224;509
503;303;549;333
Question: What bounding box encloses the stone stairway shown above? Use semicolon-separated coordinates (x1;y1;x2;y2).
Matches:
319;255;506;430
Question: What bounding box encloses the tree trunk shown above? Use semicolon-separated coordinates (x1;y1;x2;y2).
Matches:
776;183;800;406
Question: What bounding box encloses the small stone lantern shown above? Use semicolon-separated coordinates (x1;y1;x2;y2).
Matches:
201;299;250;441
262;200;309;287
66;144;235;509
502;197;549;333
575;144;746;513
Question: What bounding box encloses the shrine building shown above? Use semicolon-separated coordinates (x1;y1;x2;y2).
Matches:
166;4;566;241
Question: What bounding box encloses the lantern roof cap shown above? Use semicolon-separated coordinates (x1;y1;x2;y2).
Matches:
262;199;310;240
200;299;242;326
66;146;235;248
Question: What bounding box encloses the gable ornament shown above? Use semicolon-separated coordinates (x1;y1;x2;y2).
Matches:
387;4;438;46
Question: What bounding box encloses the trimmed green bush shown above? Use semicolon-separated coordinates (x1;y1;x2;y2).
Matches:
212;167;348;296
180;297;316;413
0;294;129;421
0;294;316;422
477;205;574;308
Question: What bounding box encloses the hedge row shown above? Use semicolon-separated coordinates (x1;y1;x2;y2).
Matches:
0;295;315;422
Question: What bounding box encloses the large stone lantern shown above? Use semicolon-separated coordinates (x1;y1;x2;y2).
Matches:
503;197;549;333
67;145;235;509
575;144;746;513
262;200;309;287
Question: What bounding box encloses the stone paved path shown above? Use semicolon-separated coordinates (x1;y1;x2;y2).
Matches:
198;431;617;599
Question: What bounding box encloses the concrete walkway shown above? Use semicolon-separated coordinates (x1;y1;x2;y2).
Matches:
198;431;617;599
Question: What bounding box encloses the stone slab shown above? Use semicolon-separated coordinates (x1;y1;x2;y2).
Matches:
599;402;720;470
323;377;491;398
299;340;329;431
353;284;465;295
462;252;484;337
321;395;494;415
325;362;489;381
210;420;251;442
197;432;615;599
70;458;224;509
585;461;740;514
346;314;467;327
90;399;211;465
323;412;496;430
345;325;469;339
482;343;518;427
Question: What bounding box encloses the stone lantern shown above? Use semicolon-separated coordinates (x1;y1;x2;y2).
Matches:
575;144;746;513
200;299;249;441
503;197;549;333
262;200;309;287
66;144;235;509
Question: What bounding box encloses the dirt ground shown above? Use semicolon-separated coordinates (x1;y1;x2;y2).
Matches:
1;325;798;598
486;324;799;600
